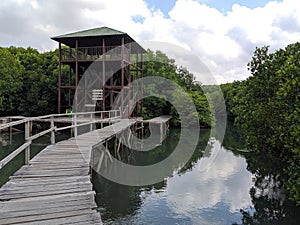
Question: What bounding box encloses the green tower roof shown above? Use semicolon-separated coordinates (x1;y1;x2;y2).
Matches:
51;27;126;39
51;26;146;53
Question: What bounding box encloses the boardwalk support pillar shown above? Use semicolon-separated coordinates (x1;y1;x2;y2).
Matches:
50;116;55;144
74;114;78;137
25;121;30;165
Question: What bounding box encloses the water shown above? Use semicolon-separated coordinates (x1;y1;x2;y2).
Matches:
0;130;70;187
93;125;300;225
1;124;299;224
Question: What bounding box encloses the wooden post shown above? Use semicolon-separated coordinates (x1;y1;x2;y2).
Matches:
96;148;105;172
29;121;33;137
114;137;117;156
102;38;105;111
90;113;93;132
141;121;144;139
90;148;94;178
58;42;61;113
160;123;163;143
74;114;77;137
50;116;55;144
9;118;12;145
25;121;30;165
108;111;111;125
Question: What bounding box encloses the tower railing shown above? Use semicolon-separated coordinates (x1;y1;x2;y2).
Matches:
60;46;130;62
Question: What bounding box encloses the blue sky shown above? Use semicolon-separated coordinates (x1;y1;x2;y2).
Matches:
145;0;281;16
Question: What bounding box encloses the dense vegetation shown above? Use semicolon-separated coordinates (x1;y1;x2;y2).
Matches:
0;46;58;116
222;42;300;205
1;42;298;204
0;46;212;127
142;50;211;127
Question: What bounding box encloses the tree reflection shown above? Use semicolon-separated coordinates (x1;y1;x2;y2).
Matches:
237;151;300;225
92;127;211;223
223;123;300;225
178;128;211;174
93;174;167;223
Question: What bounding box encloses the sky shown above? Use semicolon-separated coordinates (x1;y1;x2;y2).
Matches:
1;0;300;84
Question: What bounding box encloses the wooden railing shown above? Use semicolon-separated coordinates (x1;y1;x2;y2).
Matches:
0;110;121;170
60;46;130;61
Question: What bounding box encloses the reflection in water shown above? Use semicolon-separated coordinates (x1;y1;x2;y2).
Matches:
225;123;300;225
0;130;70;187
0;132;25;187
2;123;299;224
93;128;259;224
237;150;300;225
93;123;300;224
165;140;254;225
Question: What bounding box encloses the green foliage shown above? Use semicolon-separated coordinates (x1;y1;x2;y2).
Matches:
220;81;243;120
203;85;227;124
142;50;212;127
0;48;23;115
5;47;59;116
0;46;211;127
230;42;300;205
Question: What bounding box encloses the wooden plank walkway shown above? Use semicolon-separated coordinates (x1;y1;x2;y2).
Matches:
145;115;171;124
0;119;137;225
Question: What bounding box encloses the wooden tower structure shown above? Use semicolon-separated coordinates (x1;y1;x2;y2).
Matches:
51;27;146;116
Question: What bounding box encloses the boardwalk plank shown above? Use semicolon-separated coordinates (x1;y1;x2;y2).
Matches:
0;200;97;219
0;191;95;205
0;209;98;224
0;181;92;193
0;119;139;224
0;194;95;212
16;214;102;225
0;186;93;200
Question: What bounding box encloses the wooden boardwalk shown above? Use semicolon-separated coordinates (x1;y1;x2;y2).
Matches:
0;119;138;225
145;115;171;124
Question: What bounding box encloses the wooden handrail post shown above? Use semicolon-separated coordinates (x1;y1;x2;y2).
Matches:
74;114;77;137
25;120;30;165
9;118;12;145
90;113;93;132
50;116;55;144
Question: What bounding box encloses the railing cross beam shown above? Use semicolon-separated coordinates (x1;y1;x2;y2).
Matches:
0;110;121;169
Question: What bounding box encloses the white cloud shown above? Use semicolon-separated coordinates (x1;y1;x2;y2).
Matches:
0;0;299;83
167;0;300;83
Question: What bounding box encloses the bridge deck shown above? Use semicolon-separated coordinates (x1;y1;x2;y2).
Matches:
145;115;171;124
0;119;137;225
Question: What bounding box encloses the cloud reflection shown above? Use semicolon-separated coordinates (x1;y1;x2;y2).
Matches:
166;140;254;222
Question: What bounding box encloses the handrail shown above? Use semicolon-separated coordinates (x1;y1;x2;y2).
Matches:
25;126;57;142
0;118;29;130
55;117;120;132
0;110;120;130
0;110;121;169
32;110;120;120
0;142;31;170
61;45;130;61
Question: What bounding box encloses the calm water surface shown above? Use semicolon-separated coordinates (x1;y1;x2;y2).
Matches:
0;130;70;187
1;124;299;224
93;125;300;225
